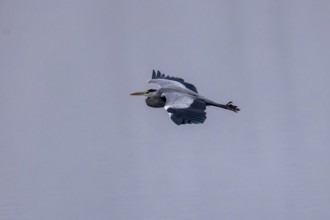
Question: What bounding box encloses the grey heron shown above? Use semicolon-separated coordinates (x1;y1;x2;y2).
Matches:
130;70;239;125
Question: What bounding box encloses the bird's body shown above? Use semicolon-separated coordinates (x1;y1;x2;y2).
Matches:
131;70;239;125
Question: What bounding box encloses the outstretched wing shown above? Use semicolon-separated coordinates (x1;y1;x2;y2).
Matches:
150;70;198;93
162;91;206;125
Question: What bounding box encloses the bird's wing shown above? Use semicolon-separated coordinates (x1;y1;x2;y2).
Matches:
149;70;198;93
162;91;206;125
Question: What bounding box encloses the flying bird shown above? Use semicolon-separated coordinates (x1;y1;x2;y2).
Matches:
130;70;239;125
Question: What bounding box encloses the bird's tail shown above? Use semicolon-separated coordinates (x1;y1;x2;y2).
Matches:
206;101;240;113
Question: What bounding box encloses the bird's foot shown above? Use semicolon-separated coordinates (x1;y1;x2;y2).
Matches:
226;102;240;112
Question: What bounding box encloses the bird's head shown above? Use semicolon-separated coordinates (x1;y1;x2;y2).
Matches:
130;89;157;97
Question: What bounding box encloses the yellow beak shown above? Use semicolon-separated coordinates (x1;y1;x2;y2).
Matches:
130;91;146;96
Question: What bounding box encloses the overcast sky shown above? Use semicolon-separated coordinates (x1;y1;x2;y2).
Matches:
1;0;330;220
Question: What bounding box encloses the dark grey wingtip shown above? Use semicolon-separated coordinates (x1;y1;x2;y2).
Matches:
156;70;164;78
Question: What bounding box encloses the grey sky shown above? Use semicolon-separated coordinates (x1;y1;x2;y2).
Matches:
1;0;330;219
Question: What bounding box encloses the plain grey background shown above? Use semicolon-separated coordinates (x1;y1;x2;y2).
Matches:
1;0;330;219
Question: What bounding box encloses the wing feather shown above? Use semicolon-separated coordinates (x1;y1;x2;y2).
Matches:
150;70;198;93
162;91;206;125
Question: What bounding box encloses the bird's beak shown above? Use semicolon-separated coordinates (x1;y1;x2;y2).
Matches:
130;91;146;96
